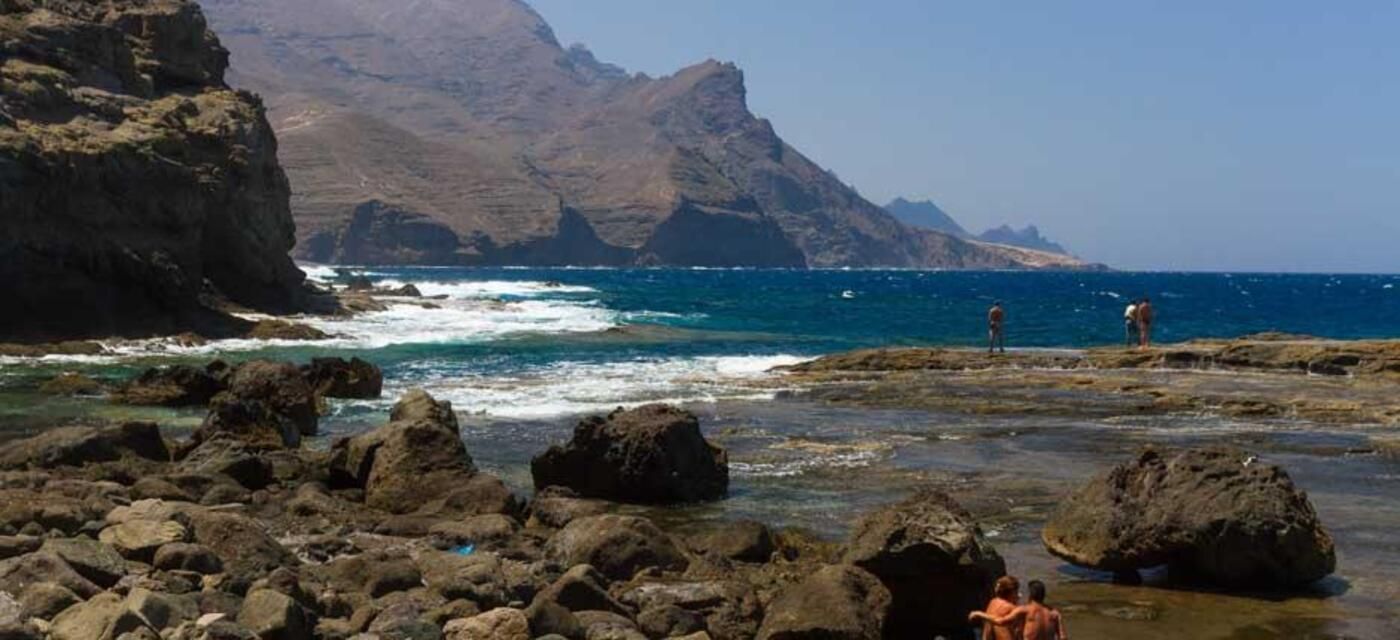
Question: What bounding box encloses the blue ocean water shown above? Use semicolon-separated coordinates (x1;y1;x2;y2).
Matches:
8;267;1397;424
220;267;1397;422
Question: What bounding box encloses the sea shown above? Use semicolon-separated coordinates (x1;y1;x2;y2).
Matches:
3;267;1399;638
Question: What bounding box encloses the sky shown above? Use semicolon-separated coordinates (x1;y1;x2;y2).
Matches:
528;1;1399;272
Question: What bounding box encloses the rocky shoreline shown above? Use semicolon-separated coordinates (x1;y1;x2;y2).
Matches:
779;335;1400;427
0;353;1344;640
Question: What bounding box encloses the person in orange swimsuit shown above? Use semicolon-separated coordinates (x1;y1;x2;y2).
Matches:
970;580;1068;640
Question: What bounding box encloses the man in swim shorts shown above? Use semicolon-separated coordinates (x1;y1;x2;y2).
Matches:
1137;297;1154;348
988;301;1006;354
970;579;1068;640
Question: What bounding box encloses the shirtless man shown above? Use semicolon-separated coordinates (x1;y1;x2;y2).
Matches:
977;576;1022;640
988;301;1006;354
970;580;1068;640
1136;297;1154;348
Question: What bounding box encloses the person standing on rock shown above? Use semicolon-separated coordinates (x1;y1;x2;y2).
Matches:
1137;297;1154;348
1124;299;1140;347
975;575;1023;640
970;579;1068;640
988;301;1007;354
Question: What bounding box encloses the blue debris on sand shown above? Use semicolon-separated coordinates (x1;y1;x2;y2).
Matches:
453;544;475;556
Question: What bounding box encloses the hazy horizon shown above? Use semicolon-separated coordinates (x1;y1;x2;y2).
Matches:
530;0;1399;273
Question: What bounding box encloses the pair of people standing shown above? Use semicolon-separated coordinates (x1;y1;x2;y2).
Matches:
969;576;1068;640
1123;297;1154;348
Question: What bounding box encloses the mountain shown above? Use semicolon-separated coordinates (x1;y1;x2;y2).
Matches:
0;0;305;341
884;198;970;237
199;0;1089;270
978;225;1068;255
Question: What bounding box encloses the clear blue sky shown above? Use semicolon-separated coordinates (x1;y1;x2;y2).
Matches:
529;1;1399;272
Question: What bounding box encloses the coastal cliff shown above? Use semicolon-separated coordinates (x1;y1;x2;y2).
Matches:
0;0;305;341
201;0;1091;270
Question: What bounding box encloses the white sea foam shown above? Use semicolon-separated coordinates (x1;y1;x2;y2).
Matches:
365;354;809;420
375;279;597;299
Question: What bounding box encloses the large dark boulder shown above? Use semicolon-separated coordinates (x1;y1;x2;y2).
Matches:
1042;447;1336;589
223;361;319;436
301;357;383;399
329;389;517;516
544;515;689;581
0;422;169;470
841;489;1005;640
113;364;226;407
194;396;303;450
756;565;890;640
531;405;727;504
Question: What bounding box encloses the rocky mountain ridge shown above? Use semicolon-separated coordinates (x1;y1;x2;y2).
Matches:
885;198;1072;256
201;0;1091;270
0;0;308;341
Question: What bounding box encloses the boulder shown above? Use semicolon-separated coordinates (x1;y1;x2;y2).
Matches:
130;477;194;502
49;592;150;640
756;565;890;640
429;515;521;549
523;599;582;640
40;538;129;588
244;320;330;341
0;551;102;599
125;587;199;632
1041;447;1337;589
526;487;610;529
113;365;225;407
444;608;530;640
186;511;298;592
329;390;515;516
366;601;443;640
534;565;629;616
237;589;311;640
637;604;706;638
17;581;81;619
153;542;223;574
572;611;643;640
301;357;383;399
0;423;168;470
545;515;688;581
177;438;275;489
687;520;774;563
99;520;190;561
0;536;42;560
841;488;1005;639
224;361;319;437
616;581;760;640
531;405;727;504
195;397;303;450
38;373;106;397
317;551;423;598
418;551;538;609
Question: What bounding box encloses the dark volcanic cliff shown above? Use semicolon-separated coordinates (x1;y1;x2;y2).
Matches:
0;0;305;341
202;0;1088;270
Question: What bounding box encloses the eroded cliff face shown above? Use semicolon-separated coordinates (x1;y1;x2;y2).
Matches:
0;0;304;341
202;0;1091;270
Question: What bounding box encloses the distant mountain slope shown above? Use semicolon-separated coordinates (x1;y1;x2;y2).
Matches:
202;0;1093;269
884;198;970;237
978;225;1068;255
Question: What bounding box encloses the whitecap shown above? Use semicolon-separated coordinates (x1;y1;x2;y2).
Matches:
371;354;809;420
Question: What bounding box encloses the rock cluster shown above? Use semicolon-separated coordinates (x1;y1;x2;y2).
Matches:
0;364;1334;640
1042;447;1337;589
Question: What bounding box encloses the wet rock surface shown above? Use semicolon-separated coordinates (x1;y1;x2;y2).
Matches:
1042;447;1337;589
